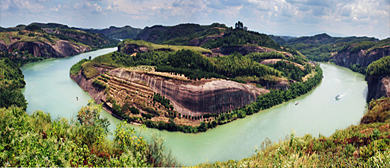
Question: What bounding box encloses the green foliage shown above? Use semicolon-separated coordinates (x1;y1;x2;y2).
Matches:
92;79;108;89
0;58;27;110
201;29;279;49
284;34;378;62
350;64;367;74
366;56;390;76
153;93;173;110
24;23;44;33
129;106;140;114
350;41;376;53
268;61;307;81
70;58;88;76
210;52;282;78
55;28;119;48
246;51;286;62
197;122;390;167
0;100;178;167
81;61;100;79
361;97;390;124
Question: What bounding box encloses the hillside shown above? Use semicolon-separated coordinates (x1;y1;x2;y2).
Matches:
197;97;390;167
0;54;177;167
0;23;119;65
85;26;142;40
70;39;321;133
333;38;390;74
136;22;281;56
269;33;378;62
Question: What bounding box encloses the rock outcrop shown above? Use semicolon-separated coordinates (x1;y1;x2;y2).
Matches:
70;68;109;104
109;68;268;116
333;46;390;68
1;40;90;58
366;75;390;102
72;67;269;116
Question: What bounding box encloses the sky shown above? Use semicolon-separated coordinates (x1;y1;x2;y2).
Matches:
0;0;389;39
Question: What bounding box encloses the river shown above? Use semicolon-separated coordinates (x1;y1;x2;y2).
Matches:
21;47;368;166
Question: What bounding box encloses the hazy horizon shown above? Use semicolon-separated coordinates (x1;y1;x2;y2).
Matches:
1;0;389;39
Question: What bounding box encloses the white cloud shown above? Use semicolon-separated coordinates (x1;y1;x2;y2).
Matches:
50;4;61;12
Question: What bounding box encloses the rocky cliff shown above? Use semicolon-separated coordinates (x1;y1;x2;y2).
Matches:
110;68;268;115
366;75;390;102
2;40;90;58
333;46;390;68
72;67;269;116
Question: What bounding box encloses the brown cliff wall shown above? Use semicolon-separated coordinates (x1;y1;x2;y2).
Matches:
366;75;390;102
70;68;108;104
333;46;390;68
3;40;90;58
109;68;269;116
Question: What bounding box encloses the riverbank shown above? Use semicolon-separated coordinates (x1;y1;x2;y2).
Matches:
71;62;323;133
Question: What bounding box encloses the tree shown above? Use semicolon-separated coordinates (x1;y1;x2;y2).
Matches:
235;21;244;30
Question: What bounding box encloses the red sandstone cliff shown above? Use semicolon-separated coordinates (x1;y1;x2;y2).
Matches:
333;46;390;68
71;67;269;116
366;75;390;102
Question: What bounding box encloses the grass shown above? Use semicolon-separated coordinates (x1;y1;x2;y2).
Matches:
0;31;92;49
120;39;212;53
70;58;88;76
81;61;100;79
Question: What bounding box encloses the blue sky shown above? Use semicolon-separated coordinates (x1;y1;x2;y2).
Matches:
1;0;389;39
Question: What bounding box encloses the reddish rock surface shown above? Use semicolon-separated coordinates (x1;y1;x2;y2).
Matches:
1;40;90;58
333;46;390;68
106;68;269;116
366;75;390;102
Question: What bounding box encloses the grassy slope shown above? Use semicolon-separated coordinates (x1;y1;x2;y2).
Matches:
119;39;212;53
273;33;379;62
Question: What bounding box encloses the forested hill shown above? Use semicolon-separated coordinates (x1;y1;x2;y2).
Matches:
0;23;119;65
84;26;142;40
269;33;378;62
285;34;378;62
135;22;280;50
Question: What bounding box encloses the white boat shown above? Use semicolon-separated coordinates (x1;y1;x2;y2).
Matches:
335;95;340;100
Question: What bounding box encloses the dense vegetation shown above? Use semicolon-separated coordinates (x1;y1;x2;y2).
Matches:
136;22;280;50
136;23;227;45
85;26;142;40
142;65;322;133
198;97;390;167
0;23;119;65
0;55;178;166
0;101;178;167
366;56;390;76
270;33;378;62
0;57;27;110
55;28;118;49
361;97;390;124
201;29;279;50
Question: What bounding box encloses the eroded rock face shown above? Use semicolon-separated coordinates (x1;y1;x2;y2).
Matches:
70;68;109;104
109;68;269;115
118;44;149;54
1;40;90;58
333;46;390;68
366;75;390;102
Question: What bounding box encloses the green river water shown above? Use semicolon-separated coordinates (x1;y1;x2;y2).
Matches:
21;47;368;166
